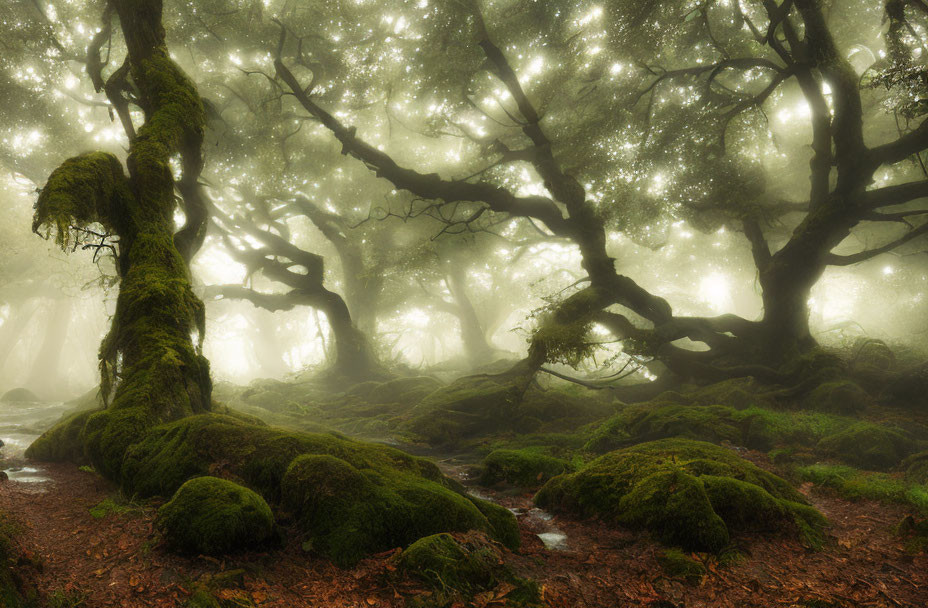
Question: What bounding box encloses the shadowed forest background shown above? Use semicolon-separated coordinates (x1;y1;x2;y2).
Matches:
0;0;928;606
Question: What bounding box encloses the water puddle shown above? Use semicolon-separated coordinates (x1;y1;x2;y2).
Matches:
4;466;51;484
524;508;570;551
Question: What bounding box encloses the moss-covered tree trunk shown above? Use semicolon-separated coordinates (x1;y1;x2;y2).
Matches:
31;0;211;476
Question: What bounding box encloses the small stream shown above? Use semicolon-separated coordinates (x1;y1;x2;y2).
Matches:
0;399;68;485
432;453;571;552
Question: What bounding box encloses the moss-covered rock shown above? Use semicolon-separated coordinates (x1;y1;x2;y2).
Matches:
657;548;706;584
817;422;916;470
803;381;871;415
479;449;571;488
117;413;517;566
535;439;824;552
24;409;96;463
895;515;928;553
157;476;275;555
585;404;743;453
280;453;517;567
396;532;540;607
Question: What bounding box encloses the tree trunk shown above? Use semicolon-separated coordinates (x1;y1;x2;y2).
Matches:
307;286;381;380
32;0;211;476
445;266;494;364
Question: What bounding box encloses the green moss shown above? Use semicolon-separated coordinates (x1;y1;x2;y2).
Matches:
690;377;773;410
396;533;540;607
24;409;96;463
157;477;274;555
0;512;36;607
89;496;142;519
480;449;571;488
903;451;928;484
817;422;916;470
803;381;871;415
403;376;614;447
894;515;928;552
798;464;928;514
365;376;444;405
584;402;854;454
280;453;515;567
536;439;824;552
657;548;706;584
466;497;521;551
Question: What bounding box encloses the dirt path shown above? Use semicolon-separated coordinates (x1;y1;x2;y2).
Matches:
0;463;926;607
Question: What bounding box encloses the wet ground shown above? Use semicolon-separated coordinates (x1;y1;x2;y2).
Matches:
0;399;66;484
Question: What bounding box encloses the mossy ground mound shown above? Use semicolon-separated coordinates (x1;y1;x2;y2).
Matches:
479;449;571;488
535;439;825;552
584;401;856;454
157;476;275;555
803;381;872;415
657;548;706;584
797;464;928;513
817;422;917;470
903;451;928;484
402;375;615;446
281;453;518;567
395;532;540;607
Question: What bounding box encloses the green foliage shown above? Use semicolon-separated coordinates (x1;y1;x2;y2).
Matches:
797;464;928;514
480;449;571;488
535;438;825;552
817;422;917;470
396;533;540;608
157;476;275;555
657;548;706;584
529;288;605;367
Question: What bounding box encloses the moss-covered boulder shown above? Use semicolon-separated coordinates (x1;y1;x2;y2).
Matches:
157;476;275;555
535;439;824;552
24;409;96;463
479;449;571;488
817;422;916;470
803;381;871;415
116;414;517;566
396;532;540;607
280;453;517;567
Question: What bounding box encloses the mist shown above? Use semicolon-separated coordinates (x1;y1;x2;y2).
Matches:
0;1;927;606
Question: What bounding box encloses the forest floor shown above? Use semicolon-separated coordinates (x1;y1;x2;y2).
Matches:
0;452;925;608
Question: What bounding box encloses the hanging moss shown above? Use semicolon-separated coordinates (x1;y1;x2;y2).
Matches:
535;438;825;552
